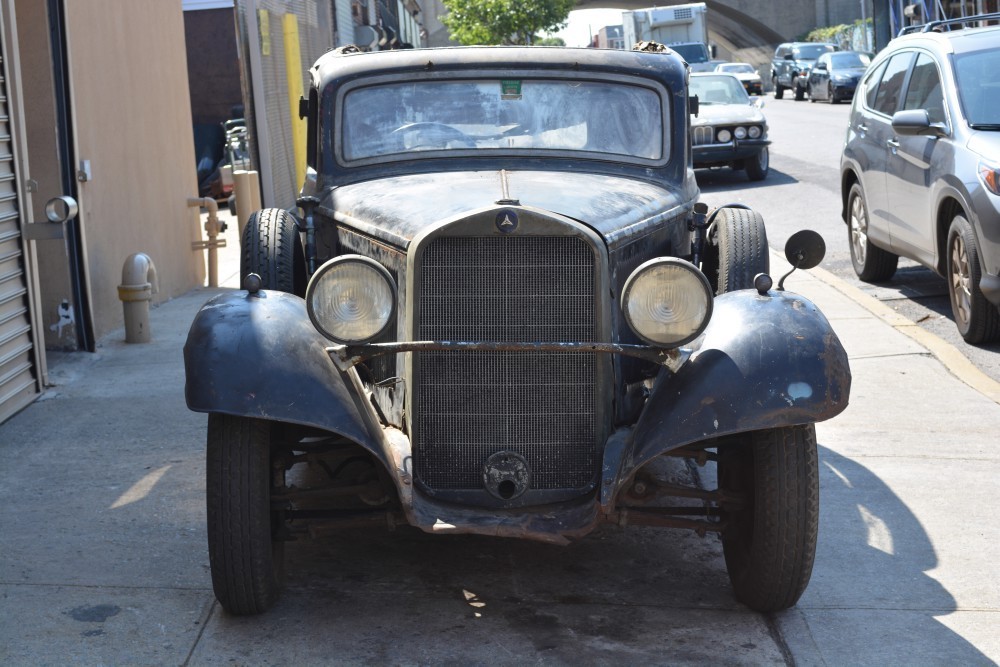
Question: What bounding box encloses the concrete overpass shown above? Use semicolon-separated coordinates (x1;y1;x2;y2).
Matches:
573;0;865;63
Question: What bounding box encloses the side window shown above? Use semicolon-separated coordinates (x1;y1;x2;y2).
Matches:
863;61;888;109
902;53;945;124
818;53;829;69
873;52;915;116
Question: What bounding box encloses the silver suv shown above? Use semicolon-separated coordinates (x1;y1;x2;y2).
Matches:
840;15;1000;343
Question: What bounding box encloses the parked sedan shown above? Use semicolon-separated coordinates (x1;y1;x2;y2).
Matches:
841;15;1000;343
689;73;770;180
714;62;763;95
808;51;872;103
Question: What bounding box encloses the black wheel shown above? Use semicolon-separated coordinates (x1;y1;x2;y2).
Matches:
719;424;819;613
808;83;817;103
793;79;806;101
206;414;286;615
827;83;838;104
703;207;769;294
241;208;307;295
745;147;769;182
947;215;1000;344
773;76;784;99
847;182;898;281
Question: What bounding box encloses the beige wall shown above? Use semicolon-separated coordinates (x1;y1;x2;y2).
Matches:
63;0;204;339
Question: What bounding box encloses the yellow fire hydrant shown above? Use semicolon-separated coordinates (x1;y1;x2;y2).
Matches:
118;252;158;343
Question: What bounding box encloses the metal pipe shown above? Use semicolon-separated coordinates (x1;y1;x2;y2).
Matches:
233;170;254;237
117;253;158;343
188;197;226;287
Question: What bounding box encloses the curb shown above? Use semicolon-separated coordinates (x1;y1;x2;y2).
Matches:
807;262;1000;405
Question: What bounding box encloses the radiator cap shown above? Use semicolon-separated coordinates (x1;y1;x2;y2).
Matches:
483;451;531;501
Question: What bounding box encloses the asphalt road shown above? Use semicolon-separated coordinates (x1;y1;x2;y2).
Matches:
695;94;1000;383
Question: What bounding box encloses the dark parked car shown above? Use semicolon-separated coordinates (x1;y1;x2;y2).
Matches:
841;15;1000;343
689;72;770;180
184;45;850;615
808;51;872;103
772;41;839;100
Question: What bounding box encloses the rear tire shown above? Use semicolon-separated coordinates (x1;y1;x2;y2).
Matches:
719;424;819;613
847;182;898;281
947;215;1000;344
793;79;806;101
711;207;769;294
241;208;307;295
206;414;286;615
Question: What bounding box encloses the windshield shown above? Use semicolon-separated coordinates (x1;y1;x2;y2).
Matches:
830;52;871;69
670;43;710;64
341;79;665;161
793;44;835;60
955;48;1000;127
689;75;750;105
717;63;755;74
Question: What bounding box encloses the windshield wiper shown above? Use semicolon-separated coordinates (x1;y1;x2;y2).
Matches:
969;123;1000;130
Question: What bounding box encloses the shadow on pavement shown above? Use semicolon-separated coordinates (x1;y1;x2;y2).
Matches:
780;445;991;665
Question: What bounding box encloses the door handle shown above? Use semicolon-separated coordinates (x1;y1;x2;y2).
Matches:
887;138;900;152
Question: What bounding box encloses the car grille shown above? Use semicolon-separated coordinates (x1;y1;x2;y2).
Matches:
414;235;599;492
692;126;715;146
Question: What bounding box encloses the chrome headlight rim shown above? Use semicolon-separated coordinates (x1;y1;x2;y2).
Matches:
748;125;762;139
734;126;748;140
306;254;397;344
717;128;732;143
621;257;714;348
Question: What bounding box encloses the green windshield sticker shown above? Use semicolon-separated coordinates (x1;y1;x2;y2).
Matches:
500;79;522;99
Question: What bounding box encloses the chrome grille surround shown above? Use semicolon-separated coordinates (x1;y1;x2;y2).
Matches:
407;212;611;507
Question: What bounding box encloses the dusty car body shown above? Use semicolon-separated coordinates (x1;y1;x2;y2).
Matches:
689;73;770;180
184;45;850;616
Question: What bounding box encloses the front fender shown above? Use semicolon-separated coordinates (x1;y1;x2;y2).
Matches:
630;289;851;468
183;290;379;453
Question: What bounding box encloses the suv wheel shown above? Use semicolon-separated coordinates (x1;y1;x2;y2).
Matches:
745;147;769;182
947;215;1000;343
206;414;286;615
702;206;769;294
241;208;307;295
847;182;898;281
719;424;819;612
773;76;784;99
793;78;806;101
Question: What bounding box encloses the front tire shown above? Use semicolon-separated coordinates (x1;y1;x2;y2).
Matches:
947;215;1000;344
745;147;769;182
808;83;817;102
241;208;307;295
827;83;838;104
847;182;898;281
793;78;806;101
773;76;784;99
703;207;769;294
206;414;286;615
719;425;819;613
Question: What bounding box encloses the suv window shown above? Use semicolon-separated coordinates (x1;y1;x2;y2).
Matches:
954;47;1000;126
873;52;915;116
863;61;888;109
792;44;835;60
902;53;945;124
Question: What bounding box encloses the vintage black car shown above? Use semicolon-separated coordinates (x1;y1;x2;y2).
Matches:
184;45;851;616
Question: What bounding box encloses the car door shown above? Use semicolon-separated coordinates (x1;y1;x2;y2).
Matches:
849;52;914;246
810;53;830;99
885;51;949;264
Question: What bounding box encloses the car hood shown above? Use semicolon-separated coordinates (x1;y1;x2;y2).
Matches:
831;67;866;78
691;105;766;127
965;131;1000;159
323;170;693;250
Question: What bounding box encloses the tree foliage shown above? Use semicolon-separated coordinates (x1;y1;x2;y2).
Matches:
441;0;576;46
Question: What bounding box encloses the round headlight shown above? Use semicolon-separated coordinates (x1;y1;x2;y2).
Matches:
748;125;762;139
734;126;748;139
622;258;713;347
306;255;396;344
717;129;732;143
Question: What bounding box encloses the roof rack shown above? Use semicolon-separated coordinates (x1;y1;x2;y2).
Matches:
898;12;1000;36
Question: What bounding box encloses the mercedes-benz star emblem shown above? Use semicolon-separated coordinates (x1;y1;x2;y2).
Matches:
495;209;518;233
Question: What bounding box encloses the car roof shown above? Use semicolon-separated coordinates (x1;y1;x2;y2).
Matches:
310;45;688;92
889;21;1000;56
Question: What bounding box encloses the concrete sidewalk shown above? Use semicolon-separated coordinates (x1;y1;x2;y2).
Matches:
0;215;997;665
